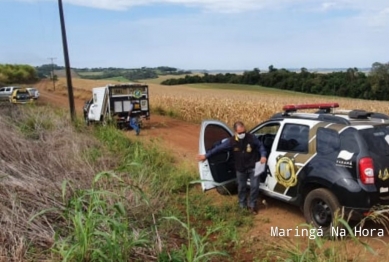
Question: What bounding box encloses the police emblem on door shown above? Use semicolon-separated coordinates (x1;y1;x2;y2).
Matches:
275;156;297;187
379;169;389;181
134;90;142;98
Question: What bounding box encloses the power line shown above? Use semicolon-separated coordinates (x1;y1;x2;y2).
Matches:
48;57;56;91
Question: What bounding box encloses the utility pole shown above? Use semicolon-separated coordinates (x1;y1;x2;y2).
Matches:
58;0;76;122
48;57;56;91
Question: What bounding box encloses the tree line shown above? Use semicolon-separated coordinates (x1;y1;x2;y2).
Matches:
156;66;192;75
35;64;64;79
76;66;191;80
161;62;389;101
79;67;159;80
0;64;38;86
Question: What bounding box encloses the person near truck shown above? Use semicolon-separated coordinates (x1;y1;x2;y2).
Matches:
197;121;267;214
127;102;140;136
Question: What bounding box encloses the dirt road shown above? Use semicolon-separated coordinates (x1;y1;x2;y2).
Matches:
37;81;199;162
36;82;389;261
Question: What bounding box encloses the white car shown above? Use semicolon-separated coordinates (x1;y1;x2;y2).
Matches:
26;87;40;100
0;86;21;101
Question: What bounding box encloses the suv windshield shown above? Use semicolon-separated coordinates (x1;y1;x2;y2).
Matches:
359;125;389;156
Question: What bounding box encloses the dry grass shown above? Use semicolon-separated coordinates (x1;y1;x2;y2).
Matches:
43;77;389;130
0;103;116;261
138;74;194;85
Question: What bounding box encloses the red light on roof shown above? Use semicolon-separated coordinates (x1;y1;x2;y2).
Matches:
283;103;339;112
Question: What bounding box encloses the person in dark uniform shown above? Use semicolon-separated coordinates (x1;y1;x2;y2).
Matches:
83;98;93;122
197;121;267;214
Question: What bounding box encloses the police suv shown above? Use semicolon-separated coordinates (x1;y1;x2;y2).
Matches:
198;103;389;232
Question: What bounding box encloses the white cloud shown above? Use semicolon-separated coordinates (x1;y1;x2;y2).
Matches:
60;0;291;12
57;8;386;69
9;0;389;69
320;2;336;11
369;7;389;28
19;0;389;14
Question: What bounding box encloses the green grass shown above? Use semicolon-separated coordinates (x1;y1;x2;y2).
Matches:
163;182;229;262
49;172;150;262
92;125;261;260
77;72;130;82
138;74;188;85
39;123;250;261
102;76;130;82
16;104;387;262
186;83;318;96
14;104;54;139
82;146;102;163
77;71;105;77
260;220;379;262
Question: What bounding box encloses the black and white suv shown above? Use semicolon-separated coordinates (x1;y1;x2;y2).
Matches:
198;103;389;232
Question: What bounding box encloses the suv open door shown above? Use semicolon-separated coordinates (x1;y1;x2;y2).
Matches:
199;120;236;193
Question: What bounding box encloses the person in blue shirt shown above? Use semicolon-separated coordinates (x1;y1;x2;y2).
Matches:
198;121;267;214
127;102;140;135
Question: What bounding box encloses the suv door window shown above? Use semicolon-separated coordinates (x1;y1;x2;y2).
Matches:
317;128;340;155
0;88;4;92
5;88;11;92
277;124;309;153
252;123;280;154
204;124;231;151
202;123;235;184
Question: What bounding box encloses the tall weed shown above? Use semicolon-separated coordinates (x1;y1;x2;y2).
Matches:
163;181;229;262
49;172;150;261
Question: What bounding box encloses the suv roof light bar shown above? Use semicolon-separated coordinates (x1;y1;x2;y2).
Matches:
283;103;339;114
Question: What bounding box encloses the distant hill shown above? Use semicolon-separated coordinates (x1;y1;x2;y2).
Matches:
54;69;80;78
35;64;80;79
284;68;371;74
191;69;245;74
191;68;371;74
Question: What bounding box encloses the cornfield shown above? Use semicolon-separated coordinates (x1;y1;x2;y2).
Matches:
49;78;389;129
147;83;389;129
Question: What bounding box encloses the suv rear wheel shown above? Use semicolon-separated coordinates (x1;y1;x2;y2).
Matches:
304;188;341;234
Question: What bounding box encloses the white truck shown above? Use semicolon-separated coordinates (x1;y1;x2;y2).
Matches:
84;83;150;128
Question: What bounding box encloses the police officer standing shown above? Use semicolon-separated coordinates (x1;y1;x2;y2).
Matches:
197;121;267;214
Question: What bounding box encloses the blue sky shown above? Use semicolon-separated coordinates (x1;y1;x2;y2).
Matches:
1;0;388;70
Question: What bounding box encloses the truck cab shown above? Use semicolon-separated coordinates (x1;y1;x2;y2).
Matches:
85;83;150;128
